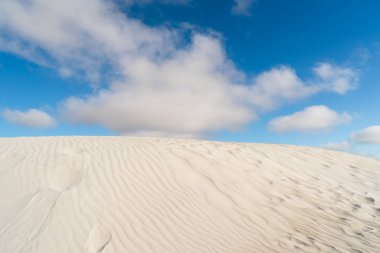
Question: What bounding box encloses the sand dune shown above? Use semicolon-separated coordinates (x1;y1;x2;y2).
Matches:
0;137;380;253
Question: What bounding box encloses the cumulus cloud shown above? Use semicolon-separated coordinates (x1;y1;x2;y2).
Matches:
351;126;380;144
0;0;175;83
247;66;317;111
325;141;351;151
62;35;254;135
268;105;352;133
2;109;56;128
232;0;255;16
0;0;360;136
313;63;359;94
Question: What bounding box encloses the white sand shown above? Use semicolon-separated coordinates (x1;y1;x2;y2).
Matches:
0;137;380;253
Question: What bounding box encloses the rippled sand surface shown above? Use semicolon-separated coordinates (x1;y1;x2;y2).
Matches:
0;137;380;253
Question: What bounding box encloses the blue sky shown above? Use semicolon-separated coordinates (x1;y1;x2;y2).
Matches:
0;0;379;157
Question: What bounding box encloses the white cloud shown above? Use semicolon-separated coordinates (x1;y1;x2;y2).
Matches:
0;0;360;136
325;141;351;151
0;0;175;83
351;125;380;144
61;35;255;135
2;109;56;128
313;63;359;94
268;105;352;133
246;66;318;111
232;0;255;16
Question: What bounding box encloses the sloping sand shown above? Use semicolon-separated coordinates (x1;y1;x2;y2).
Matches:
0;136;380;253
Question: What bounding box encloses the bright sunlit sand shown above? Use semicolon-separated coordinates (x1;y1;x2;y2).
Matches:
1;136;379;253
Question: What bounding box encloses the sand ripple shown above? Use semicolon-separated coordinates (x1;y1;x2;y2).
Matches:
0;136;379;253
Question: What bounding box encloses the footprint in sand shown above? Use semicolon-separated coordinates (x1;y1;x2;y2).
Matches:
364;196;375;204
85;225;112;253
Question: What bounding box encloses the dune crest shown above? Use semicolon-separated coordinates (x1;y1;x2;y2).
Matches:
0;136;380;253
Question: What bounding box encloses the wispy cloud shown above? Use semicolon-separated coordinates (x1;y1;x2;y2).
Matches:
325;141;351;151
268;105;352;133
231;0;255;16
2;108;56;128
351;47;371;65
123;0;191;6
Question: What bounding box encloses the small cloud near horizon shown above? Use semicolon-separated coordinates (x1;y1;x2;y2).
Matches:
2;108;56;128
351;125;380;144
268;105;352;133
325;141;351;151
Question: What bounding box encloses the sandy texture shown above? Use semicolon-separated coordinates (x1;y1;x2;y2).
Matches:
0;136;380;253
